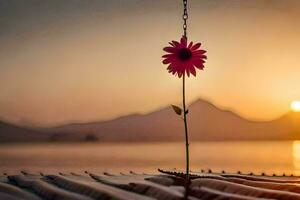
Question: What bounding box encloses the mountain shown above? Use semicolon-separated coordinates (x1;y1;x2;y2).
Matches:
1;98;299;142
0;121;49;142
41;99;300;142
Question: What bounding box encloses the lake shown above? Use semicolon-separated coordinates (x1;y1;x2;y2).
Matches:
1;141;300;175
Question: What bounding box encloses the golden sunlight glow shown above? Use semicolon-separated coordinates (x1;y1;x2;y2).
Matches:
293;141;300;173
291;101;300;112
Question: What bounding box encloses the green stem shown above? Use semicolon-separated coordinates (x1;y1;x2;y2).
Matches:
182;74;190;192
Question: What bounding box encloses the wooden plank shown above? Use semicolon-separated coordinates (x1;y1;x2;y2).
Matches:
47;174;155;200
89;172;159;185
192;178;300;200
191;186;272;200
221;174;300;183
187;173;300;194
89;172;187;200
144;176;175;186
0;192;21;200
0;182;41;200
8;175;92;200
220;177;300;193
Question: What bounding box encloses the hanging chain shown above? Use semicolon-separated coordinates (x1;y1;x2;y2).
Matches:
182;0;188;38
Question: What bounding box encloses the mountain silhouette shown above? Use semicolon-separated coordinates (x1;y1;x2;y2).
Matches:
1;98;300;142
0;121;49;142
43;98;300;142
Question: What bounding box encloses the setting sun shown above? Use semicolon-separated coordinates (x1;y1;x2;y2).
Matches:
291;101;300;112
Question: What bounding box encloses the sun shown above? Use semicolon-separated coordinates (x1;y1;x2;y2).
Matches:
291;101;300;112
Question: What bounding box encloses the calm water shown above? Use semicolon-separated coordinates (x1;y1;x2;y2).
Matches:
1;141;300;175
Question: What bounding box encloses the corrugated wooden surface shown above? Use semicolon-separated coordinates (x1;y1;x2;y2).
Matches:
1;170;300;199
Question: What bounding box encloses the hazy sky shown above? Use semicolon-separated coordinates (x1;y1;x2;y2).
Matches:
1;0;300;126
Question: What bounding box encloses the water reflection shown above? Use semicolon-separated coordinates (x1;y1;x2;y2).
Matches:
0;141;298;175
293;140;300;174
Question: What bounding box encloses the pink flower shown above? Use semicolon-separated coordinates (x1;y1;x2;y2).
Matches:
162;37;207;77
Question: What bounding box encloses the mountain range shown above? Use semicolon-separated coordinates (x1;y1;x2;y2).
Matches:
1;98;300;142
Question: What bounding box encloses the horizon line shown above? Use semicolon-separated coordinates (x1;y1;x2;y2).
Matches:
0;97;294;129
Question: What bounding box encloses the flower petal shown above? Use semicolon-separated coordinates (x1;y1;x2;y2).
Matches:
163;57;173;64
190;66;196;76
186;68;190;77
168;42;175;47
193;49;207;54
171;41;180;47
163;47;177;53
186;63;195;77
180;37;187;47
162;54;172;58
193;54;207;59
178;72;183;78
194;62;205;70
188;42;193;48
191;43;201;51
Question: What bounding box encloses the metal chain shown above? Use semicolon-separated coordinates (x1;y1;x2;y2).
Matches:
182;0;188;38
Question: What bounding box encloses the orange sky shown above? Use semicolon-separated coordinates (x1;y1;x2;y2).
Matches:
0;0;300;126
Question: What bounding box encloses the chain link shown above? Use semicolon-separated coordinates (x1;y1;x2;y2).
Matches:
182;0;188;38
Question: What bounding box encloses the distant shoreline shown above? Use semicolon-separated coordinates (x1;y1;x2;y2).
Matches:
0;139;299;144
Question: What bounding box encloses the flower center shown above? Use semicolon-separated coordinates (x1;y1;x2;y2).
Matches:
178;48;192;61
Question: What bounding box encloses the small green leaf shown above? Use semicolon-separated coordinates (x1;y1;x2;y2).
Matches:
171;105;182;115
